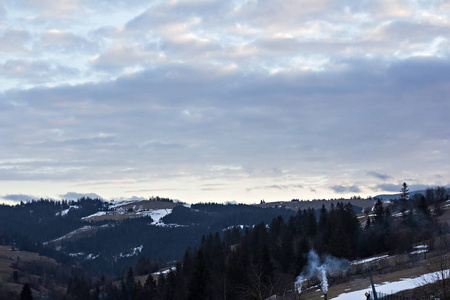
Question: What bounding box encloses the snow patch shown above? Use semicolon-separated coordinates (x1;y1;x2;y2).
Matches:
153;266;177;275
56;205;80;216
155;223;188;228
410;244;428;255
81;211;107;220
332;269;450;300
351;255;389;265
224;225;250;231
86;253;100;260
147;209;172;225
392;210;410;217
410;249;427;255
119;245;143;258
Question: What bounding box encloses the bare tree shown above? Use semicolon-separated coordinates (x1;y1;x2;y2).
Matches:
420;235;450;299
238;266;278;300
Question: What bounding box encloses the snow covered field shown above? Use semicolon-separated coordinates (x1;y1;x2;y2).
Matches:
332;269;450;299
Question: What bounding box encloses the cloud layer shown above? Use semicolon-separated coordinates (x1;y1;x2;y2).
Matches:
0;0;449;203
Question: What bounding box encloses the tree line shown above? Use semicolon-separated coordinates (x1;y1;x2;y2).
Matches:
78;186;448;300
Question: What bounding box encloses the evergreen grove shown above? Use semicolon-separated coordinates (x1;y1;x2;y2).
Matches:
64;187;448;300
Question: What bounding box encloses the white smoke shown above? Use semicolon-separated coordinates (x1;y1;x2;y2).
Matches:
320;265;328;293
295;276;303;294
294;250;348;294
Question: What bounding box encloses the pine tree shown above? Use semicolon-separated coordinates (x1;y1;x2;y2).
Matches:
188;249;212;300
125;267;135;297
373;199;385;225
400;182;409;211
400;182;409;200
144;274;157;299
20;283;33;300
305;208;317;237
157;273;166;297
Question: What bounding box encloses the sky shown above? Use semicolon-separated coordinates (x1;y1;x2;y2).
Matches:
0;0;449;204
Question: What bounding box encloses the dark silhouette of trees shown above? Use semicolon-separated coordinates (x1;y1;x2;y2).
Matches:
2;193;449;300
188;249;212;300
19;283;33;300
67;275;91;300
400;182;409;202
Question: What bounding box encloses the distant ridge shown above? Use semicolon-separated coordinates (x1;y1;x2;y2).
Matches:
374;189;427;201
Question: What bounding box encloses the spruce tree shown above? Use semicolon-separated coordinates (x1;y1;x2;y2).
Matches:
20;283;33;300
188;249;212;300
400;182;409;211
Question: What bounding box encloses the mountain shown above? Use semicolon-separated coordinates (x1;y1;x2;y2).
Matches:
0;197;296;275
1;186;449;299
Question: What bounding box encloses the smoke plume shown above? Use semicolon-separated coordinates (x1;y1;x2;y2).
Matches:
320;265;328;293
295;250;348;294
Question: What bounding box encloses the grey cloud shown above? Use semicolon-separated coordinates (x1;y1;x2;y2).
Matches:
41;30;99;53
373;183;400;192
379;21;449;42
59;192;103;200
256;38;351;56
0;59;79;81
373;183;448;193
367;171;392;181
126;1;232;30
2;194;39;202
0;29;31;53
202;186;227;191
14;0;83;20
409;184;446;192
388;57;450;87
0;56;449;196
239;0;334;28
249;184;304;191
0;2;5;19
331;185;361;194
90;46;157;71
0;0;449;203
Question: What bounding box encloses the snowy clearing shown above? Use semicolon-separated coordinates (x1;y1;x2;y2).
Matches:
81;211;107;220
410;245;428;255
351;255;389;265
331;269;450;300
148;209;172;225
414;245;428;249
56;205;79;216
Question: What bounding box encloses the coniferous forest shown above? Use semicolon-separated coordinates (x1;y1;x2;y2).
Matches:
0;186;449;299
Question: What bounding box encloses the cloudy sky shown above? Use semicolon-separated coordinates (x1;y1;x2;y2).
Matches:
0;0;449;204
